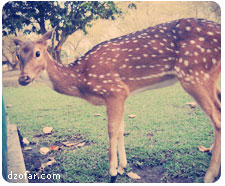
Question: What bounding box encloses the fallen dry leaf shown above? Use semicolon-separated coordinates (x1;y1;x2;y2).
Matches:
62;141;77;147
23;138;30;145
24;147;32;151
128;114;136;118
43;127;53;134
65;143;77;147
40;147;50;155
186;102;196;108
127;172;141;179
136;161;143;167
94;113;101;117
49;145;59;151
198;145;210;152
6;104;13;108
77;142;85;147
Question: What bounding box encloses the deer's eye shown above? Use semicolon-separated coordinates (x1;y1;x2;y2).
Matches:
36;51;40;58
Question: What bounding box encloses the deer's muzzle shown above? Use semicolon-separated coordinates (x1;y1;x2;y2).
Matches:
18;75;31;86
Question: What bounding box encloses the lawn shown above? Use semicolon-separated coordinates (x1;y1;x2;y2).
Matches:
3;82;214;183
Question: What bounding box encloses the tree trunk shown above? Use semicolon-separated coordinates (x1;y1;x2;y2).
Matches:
53;31;68;64
2;53;19;70
45;29;69;64
39;17;47;35
55;48;62;63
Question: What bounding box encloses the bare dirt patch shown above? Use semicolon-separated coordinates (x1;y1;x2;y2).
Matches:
19;131;89;183
131;165;164;183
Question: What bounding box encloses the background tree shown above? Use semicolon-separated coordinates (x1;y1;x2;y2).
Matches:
2;39;18;70
3;1;122;63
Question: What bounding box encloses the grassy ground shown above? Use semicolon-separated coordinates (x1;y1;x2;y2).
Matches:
3;82;214;183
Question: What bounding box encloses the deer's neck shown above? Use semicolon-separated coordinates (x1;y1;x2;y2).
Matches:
40;52;85;97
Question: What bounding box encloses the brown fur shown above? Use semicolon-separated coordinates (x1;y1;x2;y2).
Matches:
15;18;220;182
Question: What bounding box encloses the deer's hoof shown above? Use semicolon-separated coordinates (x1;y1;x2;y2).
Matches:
110;175;118;183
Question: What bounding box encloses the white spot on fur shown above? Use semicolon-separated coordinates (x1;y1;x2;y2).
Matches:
185;77;191;81
212;58;217;64
207;32;214;36
186;27;191;31
174;66;180;72
194;52;199;56
185;51;190;55
200;48;205;53
184;60;189;66
136;66;141;69
196;27;201;32
143;54;148;57
204;73;210;79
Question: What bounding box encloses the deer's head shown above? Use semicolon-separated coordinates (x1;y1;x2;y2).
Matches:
14;30;54;86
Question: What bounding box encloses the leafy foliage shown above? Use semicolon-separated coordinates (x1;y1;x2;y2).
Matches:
3;1;122;37
2;1;122;61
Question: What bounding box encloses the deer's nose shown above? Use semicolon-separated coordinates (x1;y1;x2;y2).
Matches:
18;76;30;86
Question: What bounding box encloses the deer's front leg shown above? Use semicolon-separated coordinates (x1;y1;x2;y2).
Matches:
106;96;126;182
117;120;127;175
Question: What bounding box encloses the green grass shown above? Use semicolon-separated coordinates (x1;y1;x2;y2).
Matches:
3;83;213;183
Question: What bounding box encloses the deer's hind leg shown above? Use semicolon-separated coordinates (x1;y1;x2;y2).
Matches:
180;79;221;183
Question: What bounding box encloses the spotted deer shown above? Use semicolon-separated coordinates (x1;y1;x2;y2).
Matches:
14;18;220;182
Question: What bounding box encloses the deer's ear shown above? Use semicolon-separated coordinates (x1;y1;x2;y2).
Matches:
42;30;54;41
41;27;56;41
37;27;56;45
14;39;24;46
